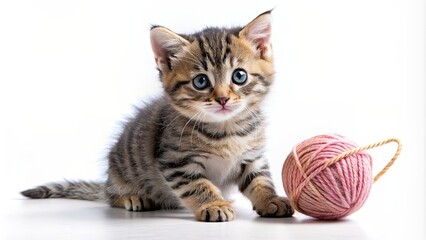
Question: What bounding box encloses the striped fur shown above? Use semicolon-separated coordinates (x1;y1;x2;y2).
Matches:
21;11;294;222
21;181;104;201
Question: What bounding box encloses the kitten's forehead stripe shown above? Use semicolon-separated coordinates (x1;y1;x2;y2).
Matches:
193;28;237;78
223;47;231;63
203;30;223;70
197;38;209;71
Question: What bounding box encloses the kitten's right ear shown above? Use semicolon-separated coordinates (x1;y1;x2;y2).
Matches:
239;10;272;58
150;26;189;69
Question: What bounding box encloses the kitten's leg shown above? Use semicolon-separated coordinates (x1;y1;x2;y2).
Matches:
110;194;158;212
104;179;161;212
238;158;294;217
163;169;234;222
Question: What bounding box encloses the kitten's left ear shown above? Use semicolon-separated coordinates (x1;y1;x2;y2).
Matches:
239;11;272;57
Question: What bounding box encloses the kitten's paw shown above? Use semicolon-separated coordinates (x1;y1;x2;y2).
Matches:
253;196;294;218
196;201;234;222
113;195;157;212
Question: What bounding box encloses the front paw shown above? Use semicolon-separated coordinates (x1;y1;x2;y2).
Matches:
196;201;235;222
254;196;294;218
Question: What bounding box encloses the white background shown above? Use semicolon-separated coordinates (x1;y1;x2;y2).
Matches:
0;0;425;239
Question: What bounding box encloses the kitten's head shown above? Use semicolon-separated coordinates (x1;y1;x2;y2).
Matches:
150;11;274;123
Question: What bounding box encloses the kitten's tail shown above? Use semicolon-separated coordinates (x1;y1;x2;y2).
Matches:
21;180;105;201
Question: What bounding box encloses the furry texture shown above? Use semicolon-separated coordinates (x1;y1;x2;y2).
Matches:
21;11;294;222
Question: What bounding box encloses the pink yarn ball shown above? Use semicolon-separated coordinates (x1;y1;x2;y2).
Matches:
282;134;373;220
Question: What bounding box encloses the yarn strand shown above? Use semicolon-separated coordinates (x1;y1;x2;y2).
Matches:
326;138;402;182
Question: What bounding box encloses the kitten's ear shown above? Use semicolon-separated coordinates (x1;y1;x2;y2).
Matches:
150;26;189;69
239;11;272;57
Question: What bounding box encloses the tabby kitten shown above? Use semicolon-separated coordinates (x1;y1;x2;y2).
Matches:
21;11;294;222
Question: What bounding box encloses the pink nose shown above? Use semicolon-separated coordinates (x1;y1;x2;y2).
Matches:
215;97;230;106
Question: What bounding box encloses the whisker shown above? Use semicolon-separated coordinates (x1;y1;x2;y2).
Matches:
190;111;203;149
178;111;200;150
163;111;183;133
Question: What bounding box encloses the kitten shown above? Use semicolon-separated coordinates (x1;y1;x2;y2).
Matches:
21;11;294;222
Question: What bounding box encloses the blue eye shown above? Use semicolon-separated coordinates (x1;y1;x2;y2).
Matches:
192;74;210;90
232;69;247;85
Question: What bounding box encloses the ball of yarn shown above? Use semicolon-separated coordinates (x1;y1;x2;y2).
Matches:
282;134;373;220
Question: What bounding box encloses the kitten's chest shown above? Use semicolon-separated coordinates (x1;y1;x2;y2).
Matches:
203;136;262;186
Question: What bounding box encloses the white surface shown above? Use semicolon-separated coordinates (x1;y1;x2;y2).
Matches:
0;198;423;240
0;0;425;239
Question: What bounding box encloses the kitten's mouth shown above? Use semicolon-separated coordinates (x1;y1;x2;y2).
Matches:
202;103;243;121
215;106;234;114
216;107;233;114
201;103;244;122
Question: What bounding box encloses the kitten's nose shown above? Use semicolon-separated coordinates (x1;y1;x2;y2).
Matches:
215;96;230;106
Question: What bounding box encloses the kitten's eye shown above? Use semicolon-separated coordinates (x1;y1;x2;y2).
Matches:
232;69;248;85
192;74;210;90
